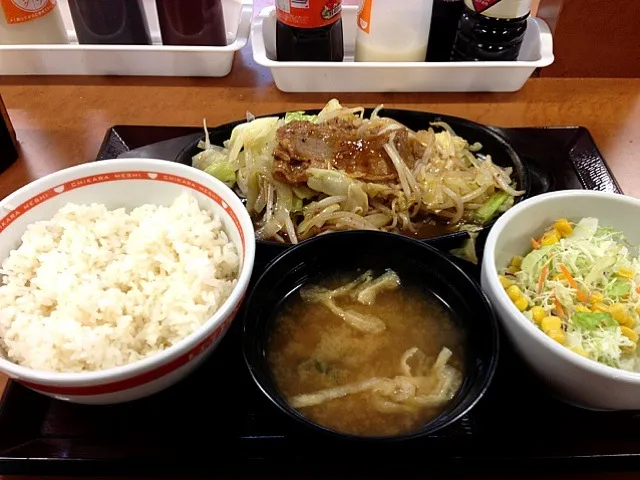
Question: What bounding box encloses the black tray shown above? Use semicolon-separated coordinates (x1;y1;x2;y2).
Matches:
0;123;632;477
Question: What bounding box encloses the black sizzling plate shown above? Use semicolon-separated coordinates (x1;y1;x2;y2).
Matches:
174;109;532;258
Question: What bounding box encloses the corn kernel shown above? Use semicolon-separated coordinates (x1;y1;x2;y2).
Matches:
499;275;513;289
541;231;560;247
592;303;609;313
554;219;573;238
617;267;635;279
531;306;546;324
510;256;523;268
548;328;566;345
570;346;588;357
609;304;628;324
576;305;591;313
589;292;604;304
541;316;562;333
621;326;639;343
507;266;519;274
627;316;637;328
507;285;522;301
514;297;528;311
622;341;637;353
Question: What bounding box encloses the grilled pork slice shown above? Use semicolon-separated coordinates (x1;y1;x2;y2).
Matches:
272;119;425;185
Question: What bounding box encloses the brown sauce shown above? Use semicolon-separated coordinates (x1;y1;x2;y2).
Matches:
155;0;227;46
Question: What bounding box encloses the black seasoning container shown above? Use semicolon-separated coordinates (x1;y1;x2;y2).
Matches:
155;0;227;46
0;95;19;174
67;0;152;45
451;0;532;61
425;0;464;61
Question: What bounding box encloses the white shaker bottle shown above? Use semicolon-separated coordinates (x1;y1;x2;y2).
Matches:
0;0;68;45
355;0;434;62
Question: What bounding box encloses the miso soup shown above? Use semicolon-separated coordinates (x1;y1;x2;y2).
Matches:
267;269;465;437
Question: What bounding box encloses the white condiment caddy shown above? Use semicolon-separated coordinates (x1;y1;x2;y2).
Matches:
252;5;555;93
0;0;252;77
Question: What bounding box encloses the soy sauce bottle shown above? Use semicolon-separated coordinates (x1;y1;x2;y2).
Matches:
155;0;227;46
276;0;344;62
426;0;464;62
451;0;531;61
67;0;152;45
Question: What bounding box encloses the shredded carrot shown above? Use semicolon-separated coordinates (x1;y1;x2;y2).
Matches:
559;263;588;302
531;238;540;250
537;264;549;295
636;285;640;294
554;296;566;318
559;264;576;287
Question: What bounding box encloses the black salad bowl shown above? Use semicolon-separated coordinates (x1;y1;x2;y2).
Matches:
242;230;500;442
176;108;531;263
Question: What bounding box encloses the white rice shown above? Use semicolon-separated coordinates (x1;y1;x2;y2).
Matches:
0;192;239;373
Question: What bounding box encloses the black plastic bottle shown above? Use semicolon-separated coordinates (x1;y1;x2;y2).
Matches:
451;0;531;61
426;0;464;62
276;0;344;62
67;0;152;45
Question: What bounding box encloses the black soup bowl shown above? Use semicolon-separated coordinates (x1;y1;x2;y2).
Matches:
242;230;500;441
176;109;531;262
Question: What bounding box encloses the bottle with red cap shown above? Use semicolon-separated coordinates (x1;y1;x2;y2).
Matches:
275;0;344;62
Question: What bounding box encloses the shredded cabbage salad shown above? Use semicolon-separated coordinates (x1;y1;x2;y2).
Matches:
499;218;640;372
